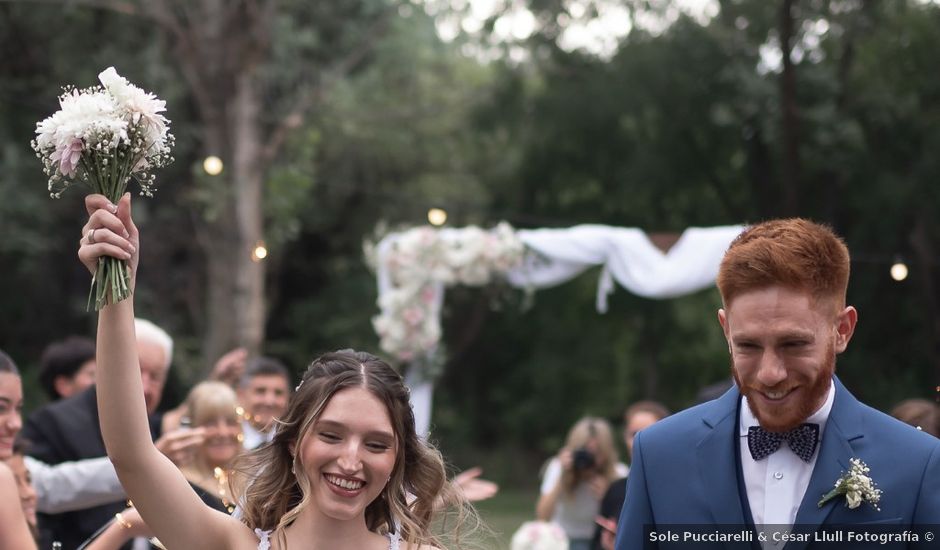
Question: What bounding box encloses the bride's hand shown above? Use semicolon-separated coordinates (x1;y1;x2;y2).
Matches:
77;193;139;278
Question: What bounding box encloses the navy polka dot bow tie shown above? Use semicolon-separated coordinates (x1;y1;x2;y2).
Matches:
747;423;819;462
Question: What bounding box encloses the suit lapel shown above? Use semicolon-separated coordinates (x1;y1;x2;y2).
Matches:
696;387;751;549
787;377;863;550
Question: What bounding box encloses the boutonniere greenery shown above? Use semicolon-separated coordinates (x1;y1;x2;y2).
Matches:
818;458;882;510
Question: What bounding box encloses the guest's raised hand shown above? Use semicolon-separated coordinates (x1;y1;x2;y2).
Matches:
154;426;205;467
452;466;499;502
78;193;138;277
210;347;249;388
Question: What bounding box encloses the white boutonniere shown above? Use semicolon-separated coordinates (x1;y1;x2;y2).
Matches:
818;458;882;510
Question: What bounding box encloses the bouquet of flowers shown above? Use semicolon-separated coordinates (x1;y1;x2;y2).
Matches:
31;67;174;310
509;521;569;550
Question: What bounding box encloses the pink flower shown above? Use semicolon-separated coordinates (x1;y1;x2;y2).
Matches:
403;307;425;326
52;138;83;176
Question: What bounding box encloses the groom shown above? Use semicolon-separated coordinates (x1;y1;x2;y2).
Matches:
615;219;940;549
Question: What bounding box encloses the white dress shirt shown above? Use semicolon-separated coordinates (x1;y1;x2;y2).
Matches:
241;419;275;450
25;455;125;514
739;380;834;543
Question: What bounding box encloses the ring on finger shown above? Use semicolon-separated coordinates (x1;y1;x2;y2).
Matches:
87;228;97;244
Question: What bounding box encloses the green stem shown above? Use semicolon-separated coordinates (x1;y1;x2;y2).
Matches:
818;488;841;508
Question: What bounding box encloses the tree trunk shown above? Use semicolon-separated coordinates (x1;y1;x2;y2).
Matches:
200;72;266;363
231;71;266;357
779;0;801;216
910;214;940;384
159;0;271;365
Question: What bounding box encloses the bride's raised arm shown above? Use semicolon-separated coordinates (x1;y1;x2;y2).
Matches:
79;193;251;550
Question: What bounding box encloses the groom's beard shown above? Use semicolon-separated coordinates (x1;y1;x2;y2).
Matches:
732;344;835;433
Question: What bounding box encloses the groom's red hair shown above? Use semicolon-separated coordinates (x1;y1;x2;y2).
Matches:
717;218;850;309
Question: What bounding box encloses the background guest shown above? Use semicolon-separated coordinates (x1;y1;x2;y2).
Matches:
0;349;39;549
593;401;670;550
890;397;940;438
37;336;97;402
179;381;244;513
6;439;39;541
537;417;625;550
21;318;203;550
236;356;291;449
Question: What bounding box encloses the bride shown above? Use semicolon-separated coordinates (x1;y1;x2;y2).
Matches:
79;193;476;549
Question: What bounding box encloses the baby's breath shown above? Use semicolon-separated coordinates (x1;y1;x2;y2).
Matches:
818;458;882;510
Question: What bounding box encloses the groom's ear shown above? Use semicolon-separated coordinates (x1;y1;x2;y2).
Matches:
718;309;731;340
834;305;857;354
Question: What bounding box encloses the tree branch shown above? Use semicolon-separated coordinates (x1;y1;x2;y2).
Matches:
0;0;138;15
261;7;394;163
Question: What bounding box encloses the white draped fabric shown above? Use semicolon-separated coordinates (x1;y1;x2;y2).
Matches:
375;223;746;436
509;224;747;312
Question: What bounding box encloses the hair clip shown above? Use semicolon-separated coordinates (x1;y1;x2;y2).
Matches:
295;379;304;392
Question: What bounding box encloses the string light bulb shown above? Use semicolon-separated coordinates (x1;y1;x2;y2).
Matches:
251;241;268;262
890;258;908;282
428;208;447;226
203;156;224;176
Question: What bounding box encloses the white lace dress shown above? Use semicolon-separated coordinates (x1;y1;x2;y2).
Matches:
254;529;401;550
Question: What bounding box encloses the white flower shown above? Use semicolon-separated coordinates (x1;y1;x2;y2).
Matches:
845;491;862;509
98;67;169;141
818;458;882;510
35;89;124;153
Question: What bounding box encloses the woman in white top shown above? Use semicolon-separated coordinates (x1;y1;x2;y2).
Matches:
536;417;627;550
79;193;476;550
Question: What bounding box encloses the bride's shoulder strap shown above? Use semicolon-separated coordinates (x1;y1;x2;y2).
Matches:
253;528;272;550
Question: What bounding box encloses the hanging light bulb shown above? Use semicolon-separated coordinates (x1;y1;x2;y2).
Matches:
427;208;447;226
890;258;908;282
203;155;224;175
251;241;268;262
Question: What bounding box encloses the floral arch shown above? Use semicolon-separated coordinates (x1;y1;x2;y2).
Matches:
370;223;746;436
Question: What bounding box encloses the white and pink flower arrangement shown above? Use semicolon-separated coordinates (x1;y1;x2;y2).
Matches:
510;521;569;550
369;222;525;369
31;67;174;310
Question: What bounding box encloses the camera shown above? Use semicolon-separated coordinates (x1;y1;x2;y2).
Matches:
571;447;596;471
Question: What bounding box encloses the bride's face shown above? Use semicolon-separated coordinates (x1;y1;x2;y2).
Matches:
298;387;397;521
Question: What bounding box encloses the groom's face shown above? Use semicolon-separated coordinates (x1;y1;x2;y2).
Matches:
718;285;856;432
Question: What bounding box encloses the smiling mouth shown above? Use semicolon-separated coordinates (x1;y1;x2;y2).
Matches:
324;474;365;491
758;387;797;401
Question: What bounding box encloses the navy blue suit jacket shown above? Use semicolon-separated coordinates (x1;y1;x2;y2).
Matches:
615;377;940;549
